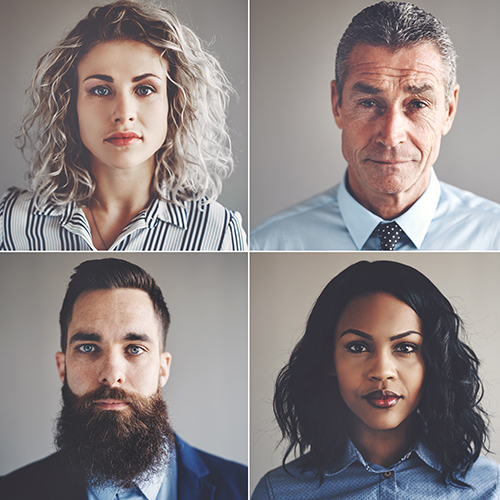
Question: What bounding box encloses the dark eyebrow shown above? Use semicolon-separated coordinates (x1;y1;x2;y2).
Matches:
83;73;162;83
351;82;382;95
339;329;422;341
132;73;162;82
69;332;102;345
123;333;154;343
83;74;113;83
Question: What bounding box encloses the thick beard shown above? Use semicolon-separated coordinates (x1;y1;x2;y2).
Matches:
55;382;175;490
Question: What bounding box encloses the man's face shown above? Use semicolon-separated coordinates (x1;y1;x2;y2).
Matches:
331;43;459;215
56;288;171;405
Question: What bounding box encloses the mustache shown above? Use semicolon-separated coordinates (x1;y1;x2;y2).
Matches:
61;383;162;416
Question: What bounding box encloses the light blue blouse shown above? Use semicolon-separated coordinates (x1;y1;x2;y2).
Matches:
252;439;500;499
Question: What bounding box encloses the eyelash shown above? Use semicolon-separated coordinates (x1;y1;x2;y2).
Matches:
88;85;157;98
345;341;419;354
76;344;146;355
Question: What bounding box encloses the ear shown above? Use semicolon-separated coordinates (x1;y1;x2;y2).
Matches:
159;352;172;387
442;83;459;136
331;80;343;130
55;352;66;384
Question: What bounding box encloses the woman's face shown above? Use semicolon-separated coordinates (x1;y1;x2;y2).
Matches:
76;39;169;174
333;292;425;435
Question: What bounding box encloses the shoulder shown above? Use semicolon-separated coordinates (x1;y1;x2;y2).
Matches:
251;458;315;500
438;181;500;216
176;437;247;499
0;452;86;500
250;186;340;250
0;187;36;213
463;455;500;495
167;197;247;250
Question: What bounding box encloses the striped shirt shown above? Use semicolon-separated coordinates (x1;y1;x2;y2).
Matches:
0;188;247;251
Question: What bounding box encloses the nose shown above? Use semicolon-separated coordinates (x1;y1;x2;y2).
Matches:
98;351;125;387
377;106;407;148
112;91;136;124
368;350;397;381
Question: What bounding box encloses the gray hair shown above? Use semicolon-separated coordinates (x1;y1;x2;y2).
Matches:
335;1;457;105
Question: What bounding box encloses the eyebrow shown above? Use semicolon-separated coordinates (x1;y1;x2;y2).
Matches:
351;82;382;95
351;81;436;97
83;73;162;83
68;332;154;345
68;332;102;345
339;329;422;341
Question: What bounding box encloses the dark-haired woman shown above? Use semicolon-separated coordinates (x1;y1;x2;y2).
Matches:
252;260;499;499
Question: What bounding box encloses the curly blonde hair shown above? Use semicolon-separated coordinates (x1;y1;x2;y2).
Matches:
20;0;235;207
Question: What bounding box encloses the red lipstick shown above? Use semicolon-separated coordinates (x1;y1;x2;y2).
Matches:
363;390;402;409
104;131;141;146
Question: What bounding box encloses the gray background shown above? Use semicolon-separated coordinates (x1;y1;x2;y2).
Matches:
0;252;248;475
0;0;248;231
250;253;500;492
250;0;500;229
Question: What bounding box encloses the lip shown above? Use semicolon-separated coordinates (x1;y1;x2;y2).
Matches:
368;160;412;165
363;390;402;409
104;131;142;146
93;398;129;410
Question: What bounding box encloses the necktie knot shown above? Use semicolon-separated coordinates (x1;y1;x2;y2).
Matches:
375;221;403;251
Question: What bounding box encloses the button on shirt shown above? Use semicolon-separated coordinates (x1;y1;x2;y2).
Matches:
87;451;177;500
250;168;500;250
0;188;247;251
251;439;500;500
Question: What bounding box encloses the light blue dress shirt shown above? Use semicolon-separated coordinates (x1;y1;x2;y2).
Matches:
87;452;177;500
250;169;500;250
251;439;500;499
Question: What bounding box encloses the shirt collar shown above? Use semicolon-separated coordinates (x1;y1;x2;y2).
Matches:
338;168;441;249
87;446;177;500
325;436;433;476
36;194;190;231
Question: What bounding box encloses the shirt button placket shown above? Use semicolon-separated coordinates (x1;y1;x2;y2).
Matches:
379;470;396;499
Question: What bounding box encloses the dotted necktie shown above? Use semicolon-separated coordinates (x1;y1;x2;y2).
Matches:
375;221;403;251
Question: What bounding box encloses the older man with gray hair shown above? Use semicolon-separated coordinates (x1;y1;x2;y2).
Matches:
251;1;500;251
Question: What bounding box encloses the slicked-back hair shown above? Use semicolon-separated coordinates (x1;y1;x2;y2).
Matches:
335;1;457;105
20;0;234;209
60;258;170;352
274;260;488;486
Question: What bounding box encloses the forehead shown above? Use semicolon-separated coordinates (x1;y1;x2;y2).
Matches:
336;292;421;335
77;38;168;79
68;288;161;346
344;42;446;94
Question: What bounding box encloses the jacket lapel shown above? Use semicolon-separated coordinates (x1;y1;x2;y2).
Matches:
176;436;215;500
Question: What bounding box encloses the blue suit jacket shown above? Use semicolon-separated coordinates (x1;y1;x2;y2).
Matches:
0;436;248;500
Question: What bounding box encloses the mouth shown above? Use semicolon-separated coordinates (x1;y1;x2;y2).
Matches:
104;131;142;146
93;398;130;410
362;390;402;409
367;159;413;165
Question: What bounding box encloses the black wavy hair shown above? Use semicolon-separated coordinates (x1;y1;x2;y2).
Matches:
274;260;488;486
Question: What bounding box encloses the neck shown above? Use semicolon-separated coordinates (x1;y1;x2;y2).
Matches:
348;413;418;468
83;158;155;250
346;170;431;220
89;161;154;214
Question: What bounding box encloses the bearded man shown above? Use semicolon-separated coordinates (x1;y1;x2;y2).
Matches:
0;258;247;500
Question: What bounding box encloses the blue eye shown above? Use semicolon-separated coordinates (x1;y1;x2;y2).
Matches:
128;345;145;355
136;85;155;96
78;344;96;353
91;86;111;97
